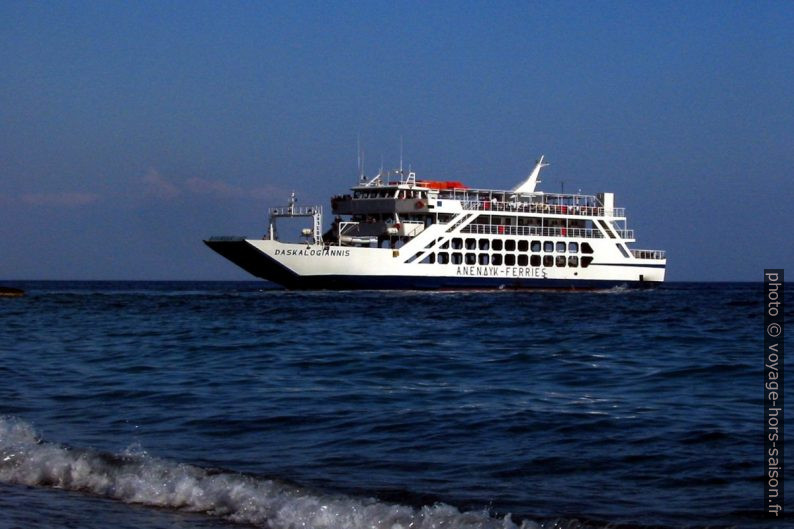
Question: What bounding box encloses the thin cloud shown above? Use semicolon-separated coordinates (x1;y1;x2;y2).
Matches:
142;169;181;199
20;192;101;206
141;170;288;203
249;185;291;200
186;177;289;202
185;177;246;198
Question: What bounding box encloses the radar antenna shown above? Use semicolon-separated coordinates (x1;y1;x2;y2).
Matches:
357;136;366;183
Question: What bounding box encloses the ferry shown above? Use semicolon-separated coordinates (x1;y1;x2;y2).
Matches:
205;156;666;289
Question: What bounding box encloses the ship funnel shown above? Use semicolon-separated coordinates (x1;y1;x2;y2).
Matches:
513;155;549;194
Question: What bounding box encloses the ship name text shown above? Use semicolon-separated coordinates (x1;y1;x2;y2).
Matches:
456;266;548;278
275;248;351;257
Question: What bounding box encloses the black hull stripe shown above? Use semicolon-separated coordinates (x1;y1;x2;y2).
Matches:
592;263;667;269
277;275;659;290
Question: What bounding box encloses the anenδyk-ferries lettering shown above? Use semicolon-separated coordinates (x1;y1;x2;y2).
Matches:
205;155;666;290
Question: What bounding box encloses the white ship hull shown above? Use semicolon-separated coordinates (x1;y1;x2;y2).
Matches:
206;235;665;290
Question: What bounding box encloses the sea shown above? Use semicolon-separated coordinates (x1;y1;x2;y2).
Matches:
0;281;788;529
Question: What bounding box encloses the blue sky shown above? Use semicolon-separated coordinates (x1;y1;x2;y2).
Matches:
1;1;791;281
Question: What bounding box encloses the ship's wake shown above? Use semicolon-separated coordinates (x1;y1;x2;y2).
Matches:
1;417;546;529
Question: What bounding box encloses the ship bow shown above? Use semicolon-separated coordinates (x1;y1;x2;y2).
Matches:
204;237;297;286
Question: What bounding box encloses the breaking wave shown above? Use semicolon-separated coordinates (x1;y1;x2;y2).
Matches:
1;417;543;529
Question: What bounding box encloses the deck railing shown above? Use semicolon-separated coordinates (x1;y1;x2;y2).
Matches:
269;205;321;217
459;223;637;240
460;224;605;239
459;201;625;217
614;230;635;239
631;249;666;260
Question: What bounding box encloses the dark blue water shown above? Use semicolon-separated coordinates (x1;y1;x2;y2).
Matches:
0;281;788;528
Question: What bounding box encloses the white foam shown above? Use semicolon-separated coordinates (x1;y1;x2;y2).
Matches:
1;417;539;529
594;285;633;295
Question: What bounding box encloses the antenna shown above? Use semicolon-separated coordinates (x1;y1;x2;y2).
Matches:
399;135;404;174
357;135;363;181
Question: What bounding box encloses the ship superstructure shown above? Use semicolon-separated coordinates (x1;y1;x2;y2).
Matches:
205;156;666;289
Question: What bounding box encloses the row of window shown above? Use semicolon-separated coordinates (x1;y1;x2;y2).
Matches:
421;252;593;267
441;238;593;254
